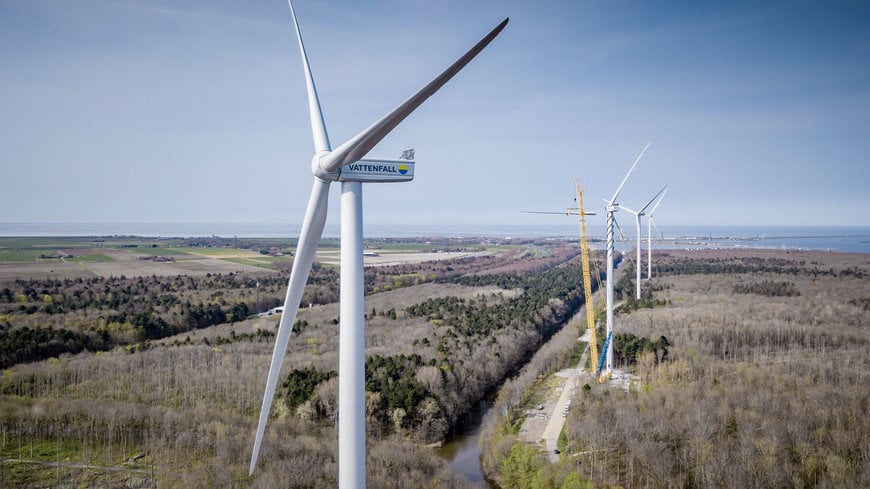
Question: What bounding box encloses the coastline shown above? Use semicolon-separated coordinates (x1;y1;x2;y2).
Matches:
1;223;868;254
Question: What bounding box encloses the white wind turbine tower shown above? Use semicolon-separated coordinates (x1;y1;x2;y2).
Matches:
602;142;650;375
646;188;667;280
619;185;667;300
249;2;508;487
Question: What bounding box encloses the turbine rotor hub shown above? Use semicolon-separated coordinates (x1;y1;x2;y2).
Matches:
311;151;340;182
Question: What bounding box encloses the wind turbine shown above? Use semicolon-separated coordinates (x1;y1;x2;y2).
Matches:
602;142;650;375
646;188;667;280
248;2;507;486
619;185;667;300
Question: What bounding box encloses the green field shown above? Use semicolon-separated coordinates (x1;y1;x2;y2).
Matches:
1;436;148;486
0;237;177;250
0;237;102;250
0;250;53;263
0;250;116;264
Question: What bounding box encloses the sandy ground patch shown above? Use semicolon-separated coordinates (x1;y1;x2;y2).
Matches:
180;249;266;260
517;326;636;463
518;329;592;461
316;249;492;266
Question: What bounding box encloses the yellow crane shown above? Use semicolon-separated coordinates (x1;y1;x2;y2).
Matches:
574;177;599;375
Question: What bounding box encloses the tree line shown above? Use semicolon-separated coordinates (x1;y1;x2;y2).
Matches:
652;253;867;278
0;269;342;368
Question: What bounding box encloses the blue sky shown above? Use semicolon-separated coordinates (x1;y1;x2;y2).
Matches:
1;0;868;232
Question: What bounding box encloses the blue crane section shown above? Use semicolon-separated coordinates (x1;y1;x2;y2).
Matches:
596;331;613;375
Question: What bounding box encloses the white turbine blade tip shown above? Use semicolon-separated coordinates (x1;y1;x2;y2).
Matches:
648;187;668;215
610;141;651;204
639;185;668;214
288;0;331;154
321;17;508;172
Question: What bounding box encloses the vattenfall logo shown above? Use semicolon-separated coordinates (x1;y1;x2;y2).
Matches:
346;163;404;173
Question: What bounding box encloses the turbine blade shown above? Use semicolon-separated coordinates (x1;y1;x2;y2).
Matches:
320;17;509;172
609;141;651;204
650;217;664;239
288;0;331;153
614;218;627;241
648;187;668;216
638;185;667;215
619;205;638;216
614;218;635;269
250;178;331;475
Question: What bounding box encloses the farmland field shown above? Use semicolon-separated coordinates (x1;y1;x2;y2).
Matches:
0;250;54;263
67;253;115;263
0;239;277;283
133;246;191;256
0;238;503;281
175;247;266;257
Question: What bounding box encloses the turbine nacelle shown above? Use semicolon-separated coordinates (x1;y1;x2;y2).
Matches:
338;158;415;183
311;152;415;183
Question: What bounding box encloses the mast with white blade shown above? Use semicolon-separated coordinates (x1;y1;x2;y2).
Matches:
619;185;667;300
603;142;650;375
249;3;508;488
646;188;667;280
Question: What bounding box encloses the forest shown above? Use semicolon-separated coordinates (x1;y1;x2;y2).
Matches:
3;242;867;488
0;273;288;368
479;249;869;489
0;239;597;487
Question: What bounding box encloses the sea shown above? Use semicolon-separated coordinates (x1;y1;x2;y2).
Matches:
1;223;868;254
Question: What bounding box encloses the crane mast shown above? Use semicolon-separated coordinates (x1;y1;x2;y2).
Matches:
574;177;599;376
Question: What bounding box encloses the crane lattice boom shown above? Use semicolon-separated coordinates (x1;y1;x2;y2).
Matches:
574;177;599;376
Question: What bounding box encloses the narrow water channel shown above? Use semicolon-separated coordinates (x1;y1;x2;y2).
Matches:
435;399;494;487
435;301;596;486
